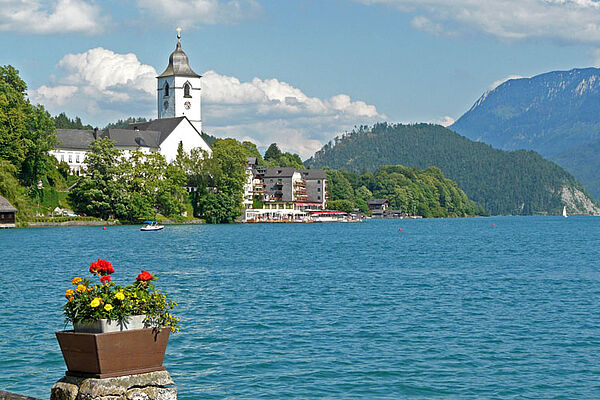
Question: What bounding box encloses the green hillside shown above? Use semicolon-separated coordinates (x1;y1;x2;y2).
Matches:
305;123;596;215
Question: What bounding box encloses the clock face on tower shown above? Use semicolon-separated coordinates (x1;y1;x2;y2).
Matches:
163;101;169;110
184;101;191;110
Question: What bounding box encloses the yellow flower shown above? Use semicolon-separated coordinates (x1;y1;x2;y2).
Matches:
72;277;83;285
87;287;94;292
104;304;113;312
114;292;125;301
65;289;75;298
90;297;102;308
76;284;87;293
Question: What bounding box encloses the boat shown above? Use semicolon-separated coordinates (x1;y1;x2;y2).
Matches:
140;221;164;231
562;206;568;218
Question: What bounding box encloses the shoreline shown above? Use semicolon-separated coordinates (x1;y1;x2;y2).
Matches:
20;219;205;228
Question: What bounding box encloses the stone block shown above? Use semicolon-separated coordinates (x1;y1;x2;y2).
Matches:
50;371;176;400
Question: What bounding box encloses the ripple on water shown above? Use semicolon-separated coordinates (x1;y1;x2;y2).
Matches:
1;217;600;399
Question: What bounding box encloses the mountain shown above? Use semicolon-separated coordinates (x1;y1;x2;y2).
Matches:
450;68;600;197
305;123;600;215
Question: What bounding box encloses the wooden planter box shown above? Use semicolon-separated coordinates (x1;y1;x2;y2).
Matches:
55;328;170;378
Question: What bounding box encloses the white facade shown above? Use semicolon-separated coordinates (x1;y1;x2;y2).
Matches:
49;149;88;175
159;119;211;163
157;75;202;133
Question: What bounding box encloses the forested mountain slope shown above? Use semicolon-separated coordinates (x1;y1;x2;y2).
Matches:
305;123;599;215
450;68;600;197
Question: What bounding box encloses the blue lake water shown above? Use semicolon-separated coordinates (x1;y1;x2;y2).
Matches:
1;217;600;399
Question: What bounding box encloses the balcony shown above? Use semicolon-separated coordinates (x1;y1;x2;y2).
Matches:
253;188;265;193
293;180;306;187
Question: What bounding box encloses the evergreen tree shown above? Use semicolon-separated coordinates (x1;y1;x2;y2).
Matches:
264;143;282;161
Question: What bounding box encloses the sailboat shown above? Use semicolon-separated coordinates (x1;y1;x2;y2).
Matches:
562;206;568;218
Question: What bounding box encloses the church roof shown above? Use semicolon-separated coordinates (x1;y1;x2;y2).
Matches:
157;36;201;78
130;117;189;145
101;129;161;149
56;129;96;150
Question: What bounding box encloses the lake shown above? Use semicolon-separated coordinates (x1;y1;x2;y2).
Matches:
1;217;599;399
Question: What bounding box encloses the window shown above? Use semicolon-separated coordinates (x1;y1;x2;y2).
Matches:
317;180;321;184
61;155;64;162
164;82;169;97
317;187;321;192
184;82;191;98
76;155;80;163
68;155;72;163
318;196;321;200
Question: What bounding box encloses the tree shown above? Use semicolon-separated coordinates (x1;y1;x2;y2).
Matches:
69;138;129;220
326;169;354;202
327;199;354;213
264;143;282;161
53;112;94;130
0;159;31;221
0;65;57;186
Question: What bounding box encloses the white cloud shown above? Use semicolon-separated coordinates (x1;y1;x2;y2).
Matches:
30;48;384;158
136;0;261;27
432;115;455;127
0;0;106;34
489;74;525;90
355;0;600;44
411;16;447;36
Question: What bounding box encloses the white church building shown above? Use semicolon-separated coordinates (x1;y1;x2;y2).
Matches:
50;29;212;174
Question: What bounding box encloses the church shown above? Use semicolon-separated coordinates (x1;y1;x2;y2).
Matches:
50;29;212;174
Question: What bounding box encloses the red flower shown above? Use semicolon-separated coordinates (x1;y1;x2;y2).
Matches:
90;259;114;276
100;275;111;283
136;270;153;282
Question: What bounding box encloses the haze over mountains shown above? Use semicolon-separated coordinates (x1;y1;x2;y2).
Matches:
450;68;600;198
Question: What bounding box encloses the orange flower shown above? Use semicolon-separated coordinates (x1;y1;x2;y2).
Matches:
72;277;83;285
65;289;75;298
76;284;87;293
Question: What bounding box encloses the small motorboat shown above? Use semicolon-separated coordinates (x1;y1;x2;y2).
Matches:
140;221;164;231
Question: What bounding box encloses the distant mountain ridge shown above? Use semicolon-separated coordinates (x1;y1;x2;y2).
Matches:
305;123;600;215
450;67;600;197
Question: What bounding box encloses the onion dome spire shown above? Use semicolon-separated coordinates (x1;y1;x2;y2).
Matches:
157;27;201;78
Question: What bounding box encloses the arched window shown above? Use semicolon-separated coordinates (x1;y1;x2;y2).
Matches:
164;82;169;97
184;82;191;98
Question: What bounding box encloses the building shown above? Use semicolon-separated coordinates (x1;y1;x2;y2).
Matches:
0;195;18;228
243;159;329;222
367;199;390;218
300;169;327;210
50;29;211;173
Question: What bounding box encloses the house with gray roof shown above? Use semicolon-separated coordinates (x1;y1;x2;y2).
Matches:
0;195;18;228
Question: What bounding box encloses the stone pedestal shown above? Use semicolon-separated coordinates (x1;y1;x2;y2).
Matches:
50;371;176;400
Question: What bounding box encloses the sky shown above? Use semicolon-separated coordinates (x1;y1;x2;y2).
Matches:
2;0;600;158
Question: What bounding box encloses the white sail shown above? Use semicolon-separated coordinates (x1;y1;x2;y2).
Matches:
562;206;568;218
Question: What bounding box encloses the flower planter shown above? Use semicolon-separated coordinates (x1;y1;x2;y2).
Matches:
55;328;170;378
73;314;149;333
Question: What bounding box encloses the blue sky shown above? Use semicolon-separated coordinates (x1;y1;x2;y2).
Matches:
2;0;599;157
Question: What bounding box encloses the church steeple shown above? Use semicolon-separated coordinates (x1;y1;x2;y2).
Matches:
157;28;202;132
158;28;201;79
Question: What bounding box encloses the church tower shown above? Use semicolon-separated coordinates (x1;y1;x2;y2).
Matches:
157;28;202;133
